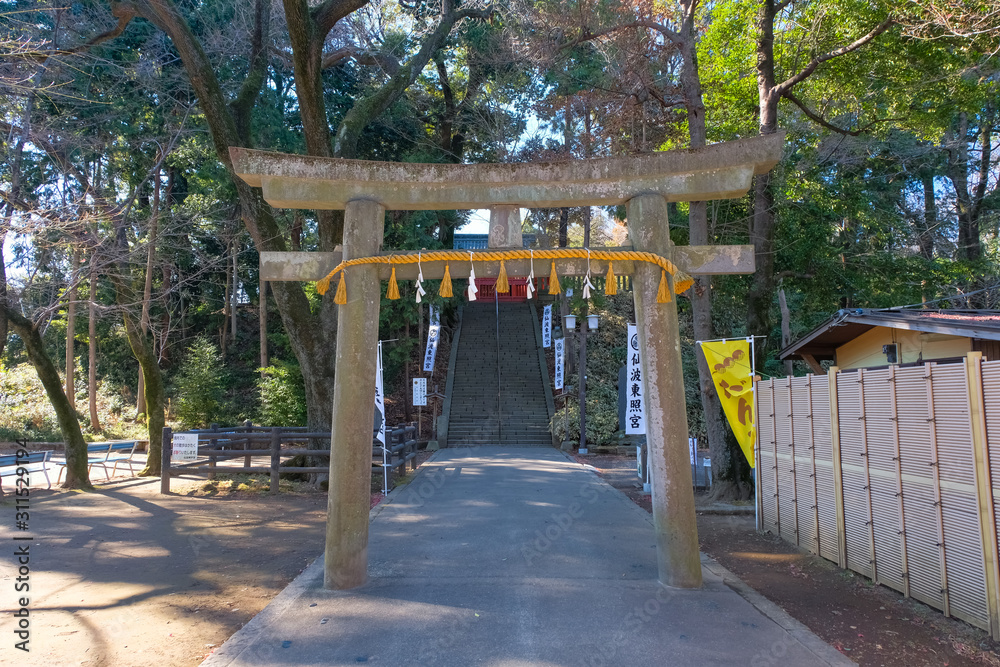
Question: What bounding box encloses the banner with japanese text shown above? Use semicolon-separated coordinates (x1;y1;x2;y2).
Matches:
699;339;755;468
374;342;386;445
423;305;441;372
554;338;564;390
625;324;646;434
542;305;552;348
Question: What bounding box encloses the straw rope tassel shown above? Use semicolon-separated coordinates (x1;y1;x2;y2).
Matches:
317;274;332;296
495;259;509;293
387;266;401;300
673;269;694;294
440;264;453;297
605;262;617;296
548;260;561;295
333;272;347;304
656;269;672;303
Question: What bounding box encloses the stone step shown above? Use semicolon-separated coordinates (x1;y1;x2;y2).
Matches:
447;303;551;448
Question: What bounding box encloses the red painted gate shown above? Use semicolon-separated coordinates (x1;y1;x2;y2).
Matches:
474;277;549;302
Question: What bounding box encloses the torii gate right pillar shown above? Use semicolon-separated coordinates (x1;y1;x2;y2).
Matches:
628;193;702;588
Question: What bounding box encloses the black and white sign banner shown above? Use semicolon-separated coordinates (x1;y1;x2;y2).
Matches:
542;304;552;348
626;324;646;435
375;341;386;444
554;337;564;390
423;305;441;372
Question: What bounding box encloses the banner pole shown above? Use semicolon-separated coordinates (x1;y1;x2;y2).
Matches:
749;335;760;531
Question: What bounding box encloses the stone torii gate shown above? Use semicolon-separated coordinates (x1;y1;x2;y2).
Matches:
232;132;783;592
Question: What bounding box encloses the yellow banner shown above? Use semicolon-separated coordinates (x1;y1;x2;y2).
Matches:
700;340;756;468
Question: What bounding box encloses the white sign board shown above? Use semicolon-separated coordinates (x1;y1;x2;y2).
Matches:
172;433;199;461
542;304;552;348
374;342;386;444
625;324;646;435
554;337;565;390
413;378;427;406
423;305;441;372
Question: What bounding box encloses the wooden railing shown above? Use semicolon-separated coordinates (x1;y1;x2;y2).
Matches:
160;424;420;494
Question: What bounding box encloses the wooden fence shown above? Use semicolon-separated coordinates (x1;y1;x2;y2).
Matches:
757;351;1000;637
160;424;419;494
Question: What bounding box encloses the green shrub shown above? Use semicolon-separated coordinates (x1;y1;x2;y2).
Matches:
174;337;226;429
257;362;307;426
550;384;622;446
549;291;633;446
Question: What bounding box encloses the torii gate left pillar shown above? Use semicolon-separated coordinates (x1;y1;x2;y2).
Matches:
325;199;384;588
231;132;784;591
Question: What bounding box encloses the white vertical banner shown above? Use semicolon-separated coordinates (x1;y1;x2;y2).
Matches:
554;337;565;390
423;305;441;372
625;324;646;434
542;304;552;348
412;378;427;406
374;341;386;445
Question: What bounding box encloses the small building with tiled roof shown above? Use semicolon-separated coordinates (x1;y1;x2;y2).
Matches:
779;309;1000;373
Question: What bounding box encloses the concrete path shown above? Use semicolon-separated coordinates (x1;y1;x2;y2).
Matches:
203;447;853;667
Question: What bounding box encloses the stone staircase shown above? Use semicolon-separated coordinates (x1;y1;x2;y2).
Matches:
447;302;552;446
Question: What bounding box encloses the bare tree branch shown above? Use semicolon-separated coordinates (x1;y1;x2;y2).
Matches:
774;16;895;97
321;46;400;75
313;0;370;39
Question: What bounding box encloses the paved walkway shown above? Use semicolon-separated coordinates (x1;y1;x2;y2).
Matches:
203;447;853;667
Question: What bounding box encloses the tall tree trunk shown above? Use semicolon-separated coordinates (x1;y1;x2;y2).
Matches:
88;257;102;432
291;211;303;250
918;172;936;260
6;310;92;489
221;258;230;356
0;225;7;359
110;214;165;476
559;96;572;249
259;273;268;374
404;319;412;423
778;288;792;376
947;113;983;262
749;0;781;355
676;0;747;499
124;316;165;476
65;248;80;408
137;168;159;416
231;241;238;342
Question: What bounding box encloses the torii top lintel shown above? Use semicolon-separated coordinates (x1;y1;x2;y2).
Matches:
230;133;784;211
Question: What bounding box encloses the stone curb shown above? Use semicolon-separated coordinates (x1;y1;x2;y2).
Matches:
700;555;857;666
695;503;755;515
